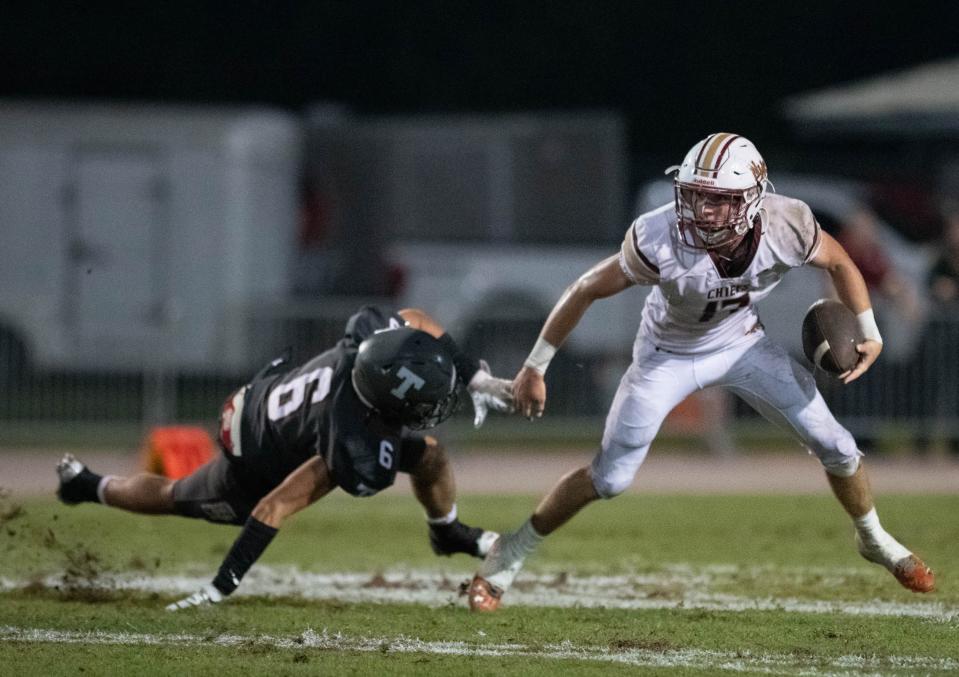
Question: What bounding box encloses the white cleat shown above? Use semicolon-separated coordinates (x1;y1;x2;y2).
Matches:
476;530;499;557
465;534;527;612
165;584;224;612
856;533;935;593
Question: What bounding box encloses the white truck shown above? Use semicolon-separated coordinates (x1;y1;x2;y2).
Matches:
390;240;649;372
306;109;645;381
0;101;301;376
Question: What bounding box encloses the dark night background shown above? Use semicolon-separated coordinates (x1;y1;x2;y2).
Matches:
3;1;958;159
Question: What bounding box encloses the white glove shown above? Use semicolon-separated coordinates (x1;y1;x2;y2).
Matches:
468;360;514;428
165;583;224;612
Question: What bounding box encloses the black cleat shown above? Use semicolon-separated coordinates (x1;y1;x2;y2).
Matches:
56;453;101;505
429;519;499;559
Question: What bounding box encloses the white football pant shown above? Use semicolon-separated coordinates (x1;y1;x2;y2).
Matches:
592;332;862;497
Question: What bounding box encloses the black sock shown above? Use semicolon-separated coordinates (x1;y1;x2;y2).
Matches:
211;516;279;596
429;518;460;535
61;468;104;504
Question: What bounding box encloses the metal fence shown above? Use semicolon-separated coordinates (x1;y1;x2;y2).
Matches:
810;315;959;441
1;303;957;445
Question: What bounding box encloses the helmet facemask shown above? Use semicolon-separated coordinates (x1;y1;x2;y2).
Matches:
675;183;761;252
667;133;769;257
403;387;459;430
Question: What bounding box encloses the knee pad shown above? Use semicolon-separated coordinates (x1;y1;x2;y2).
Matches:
816;429;862;478
589;461;634;499
822;453;860;478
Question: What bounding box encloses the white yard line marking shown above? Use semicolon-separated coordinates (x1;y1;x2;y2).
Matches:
1;626;957;675
2;565;957;621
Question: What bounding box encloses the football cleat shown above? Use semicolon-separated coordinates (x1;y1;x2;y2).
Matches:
429;520;499;558
464;575;503;613
856;532;936;593
891;555;936;593
464;534;528;612
56;453;95;505
165;584;224;612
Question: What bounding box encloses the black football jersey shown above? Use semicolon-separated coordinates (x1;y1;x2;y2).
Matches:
232;306;413;495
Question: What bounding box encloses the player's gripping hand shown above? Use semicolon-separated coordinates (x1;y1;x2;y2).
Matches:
513;366;547;420
166;583;224;612
840;339;883;384
468;360;514;428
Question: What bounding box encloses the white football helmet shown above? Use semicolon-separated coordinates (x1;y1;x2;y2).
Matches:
666;133;769;251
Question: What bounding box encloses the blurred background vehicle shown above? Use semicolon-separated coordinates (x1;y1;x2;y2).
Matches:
0;102;301;377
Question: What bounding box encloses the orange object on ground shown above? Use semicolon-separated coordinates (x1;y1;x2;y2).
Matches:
142;426;216;479
663;393;704;433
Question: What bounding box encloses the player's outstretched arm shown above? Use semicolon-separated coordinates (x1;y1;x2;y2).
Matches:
809;233;884;383
399;307;514;427
397;307;446;339
516;255;634;418
166;456;335;611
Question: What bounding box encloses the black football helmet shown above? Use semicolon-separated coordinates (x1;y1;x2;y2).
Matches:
351;327;459;430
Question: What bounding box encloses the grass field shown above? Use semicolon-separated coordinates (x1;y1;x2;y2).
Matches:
1;491;957;675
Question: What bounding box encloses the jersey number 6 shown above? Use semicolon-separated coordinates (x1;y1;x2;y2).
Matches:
267;367;334;421
378;440;394;469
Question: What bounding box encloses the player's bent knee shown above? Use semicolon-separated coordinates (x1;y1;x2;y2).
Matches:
822;454;860;478
251;496;285;526
811;428;861;478
157;480;176;507
590;469;633;499
591;439;648;499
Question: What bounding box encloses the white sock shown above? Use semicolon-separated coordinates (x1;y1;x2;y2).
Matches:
482;519;544;590
509;519;545;558
426;503;457;526
854;508;911;562
96;476;116;506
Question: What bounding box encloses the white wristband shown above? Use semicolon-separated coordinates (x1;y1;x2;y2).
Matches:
856;309;883;344
523;337;557;375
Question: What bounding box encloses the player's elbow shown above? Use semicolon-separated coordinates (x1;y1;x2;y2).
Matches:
569;274;602;304
825;259;863;288
251;496;295;528
570;257;630;302
410;436;447;480
398;308;427;326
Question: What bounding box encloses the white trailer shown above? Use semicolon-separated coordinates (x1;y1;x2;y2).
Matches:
0;101;301;374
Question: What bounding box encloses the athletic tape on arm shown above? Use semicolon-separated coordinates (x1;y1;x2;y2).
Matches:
523;337;557;375
856;309;883;344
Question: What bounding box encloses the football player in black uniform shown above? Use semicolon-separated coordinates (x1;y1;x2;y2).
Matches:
55;305;513;609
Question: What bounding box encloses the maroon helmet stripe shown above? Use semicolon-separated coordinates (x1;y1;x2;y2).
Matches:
694;133;717;170
711;134;741;178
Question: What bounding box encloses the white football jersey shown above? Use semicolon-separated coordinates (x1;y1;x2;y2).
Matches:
619;193;823;354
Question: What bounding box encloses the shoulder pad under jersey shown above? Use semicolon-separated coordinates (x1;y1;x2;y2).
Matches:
762;194;823;267
619;212;666;284
343;305;404;346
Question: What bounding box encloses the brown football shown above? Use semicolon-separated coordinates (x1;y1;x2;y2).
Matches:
801;299;864;375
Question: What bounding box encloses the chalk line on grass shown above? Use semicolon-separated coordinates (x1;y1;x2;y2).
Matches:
2;565;957;621
2;626;958;675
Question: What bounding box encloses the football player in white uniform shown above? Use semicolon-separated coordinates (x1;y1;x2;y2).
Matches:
467;133;935;611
